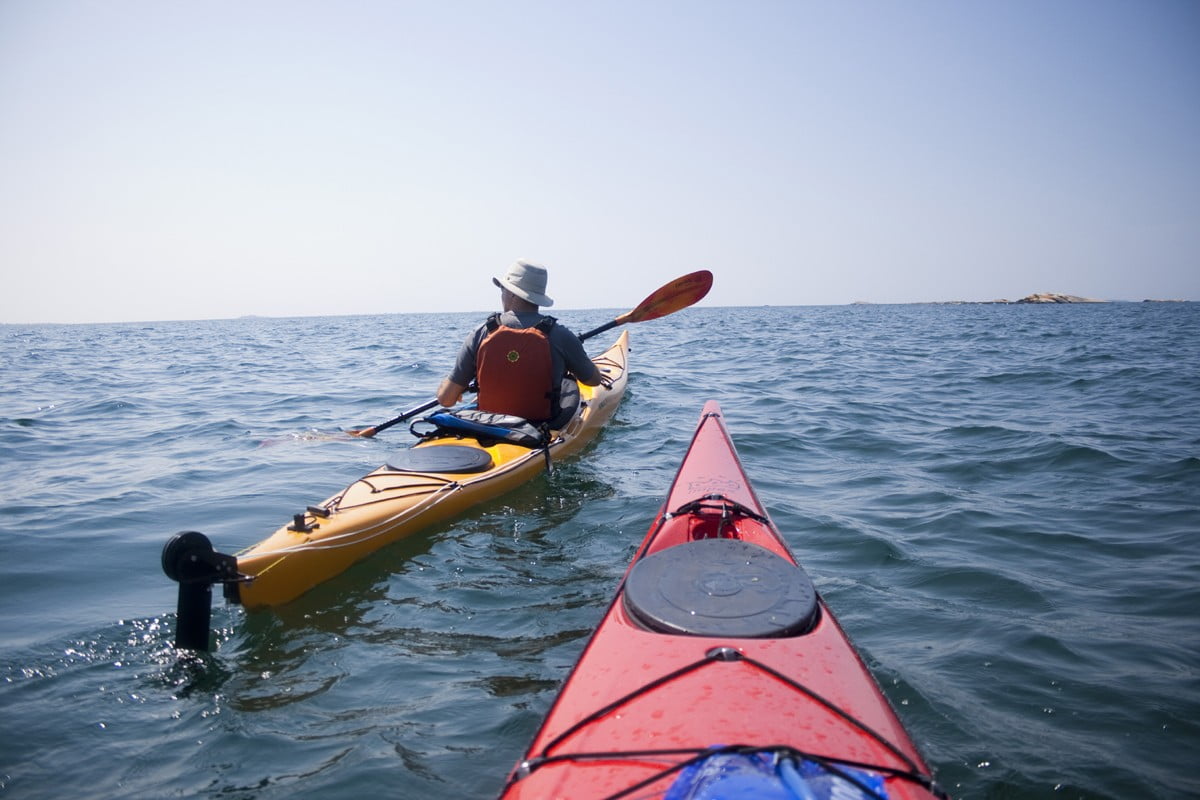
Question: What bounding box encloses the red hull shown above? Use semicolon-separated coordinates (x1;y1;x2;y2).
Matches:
500;401;945;799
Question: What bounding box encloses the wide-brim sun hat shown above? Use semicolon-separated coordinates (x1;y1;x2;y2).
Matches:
493;259;554;307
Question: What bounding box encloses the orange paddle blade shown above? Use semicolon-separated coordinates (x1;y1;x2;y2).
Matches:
616;270;713;324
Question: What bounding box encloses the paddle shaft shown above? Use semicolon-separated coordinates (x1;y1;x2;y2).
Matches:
578;318;619;342
351;398;439;438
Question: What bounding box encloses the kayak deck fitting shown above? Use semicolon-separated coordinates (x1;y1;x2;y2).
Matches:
499;401;947;800
162;332;629;646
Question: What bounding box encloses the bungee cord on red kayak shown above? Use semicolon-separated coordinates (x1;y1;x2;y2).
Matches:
507;645;946;799
510;744;948;800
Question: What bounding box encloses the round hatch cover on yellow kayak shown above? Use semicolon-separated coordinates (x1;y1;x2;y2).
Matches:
385;445;494;474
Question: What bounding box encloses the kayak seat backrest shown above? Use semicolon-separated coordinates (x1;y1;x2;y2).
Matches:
386;444;494;474
623;539;819;638
413;410;545;448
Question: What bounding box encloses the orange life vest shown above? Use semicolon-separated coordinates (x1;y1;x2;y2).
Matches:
475;315;557;421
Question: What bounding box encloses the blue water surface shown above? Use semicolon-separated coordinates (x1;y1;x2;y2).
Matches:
1;303;1198;799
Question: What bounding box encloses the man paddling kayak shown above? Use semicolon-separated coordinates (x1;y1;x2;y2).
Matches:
161;270;711;640
436;260;603;424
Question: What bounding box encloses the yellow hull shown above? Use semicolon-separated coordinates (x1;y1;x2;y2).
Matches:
234;331;630;608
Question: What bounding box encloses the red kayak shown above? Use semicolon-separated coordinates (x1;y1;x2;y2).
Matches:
499;401;947;800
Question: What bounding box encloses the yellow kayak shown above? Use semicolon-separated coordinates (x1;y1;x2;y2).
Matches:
163;270;710;649
229;330;628;608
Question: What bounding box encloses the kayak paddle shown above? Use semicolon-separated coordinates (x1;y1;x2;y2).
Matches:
350;269;713;437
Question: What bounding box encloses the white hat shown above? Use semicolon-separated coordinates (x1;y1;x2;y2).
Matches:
493;260;554;307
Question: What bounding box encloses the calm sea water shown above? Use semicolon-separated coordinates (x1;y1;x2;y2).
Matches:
2;303;1198;799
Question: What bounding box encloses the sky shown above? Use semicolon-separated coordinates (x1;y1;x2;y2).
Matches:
1;0;1197;324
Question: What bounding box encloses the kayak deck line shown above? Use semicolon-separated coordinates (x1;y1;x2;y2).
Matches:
518;643;929;785
234;479;467;558
162;331;630;649
499;400;948;800
519;743;942;800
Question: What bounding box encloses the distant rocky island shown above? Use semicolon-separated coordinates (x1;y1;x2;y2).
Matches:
854;294;1192;305
1014;293;1105;304
918;293;1188;305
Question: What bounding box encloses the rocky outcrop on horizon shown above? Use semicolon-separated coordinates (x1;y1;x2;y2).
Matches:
860;294;1196;305
1015;293;1106;304
923;294;1103;305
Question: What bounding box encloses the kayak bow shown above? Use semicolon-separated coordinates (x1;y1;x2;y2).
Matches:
500;400;947;800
